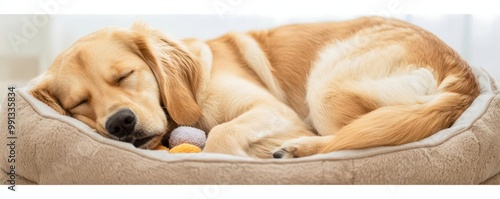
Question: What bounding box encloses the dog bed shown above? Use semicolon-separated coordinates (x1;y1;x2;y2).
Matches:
1;65;500;185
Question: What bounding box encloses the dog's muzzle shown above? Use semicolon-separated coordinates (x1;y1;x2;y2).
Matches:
106;109;137;137
105;109;155;147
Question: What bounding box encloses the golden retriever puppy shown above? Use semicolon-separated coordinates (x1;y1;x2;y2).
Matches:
30;17;479;159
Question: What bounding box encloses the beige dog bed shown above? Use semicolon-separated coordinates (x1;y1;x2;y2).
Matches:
1;65;500;184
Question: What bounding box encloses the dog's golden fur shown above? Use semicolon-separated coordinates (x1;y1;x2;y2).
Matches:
31;17;479;158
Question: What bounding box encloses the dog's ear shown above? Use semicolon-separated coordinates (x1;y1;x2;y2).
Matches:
30;79;68;116
130;23;202;125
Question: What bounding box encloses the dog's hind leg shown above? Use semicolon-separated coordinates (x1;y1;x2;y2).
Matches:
273;68;440;158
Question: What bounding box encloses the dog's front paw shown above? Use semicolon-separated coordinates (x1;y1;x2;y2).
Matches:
272;144;298;159
272;136;326;159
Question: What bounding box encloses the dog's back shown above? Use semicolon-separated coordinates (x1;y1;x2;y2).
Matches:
201;17;479;157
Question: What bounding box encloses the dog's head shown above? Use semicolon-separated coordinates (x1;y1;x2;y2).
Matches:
30;23;202;149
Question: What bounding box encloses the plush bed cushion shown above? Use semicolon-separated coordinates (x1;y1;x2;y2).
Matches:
1;65;500;184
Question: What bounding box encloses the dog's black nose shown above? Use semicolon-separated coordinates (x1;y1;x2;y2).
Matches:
106;109;136;137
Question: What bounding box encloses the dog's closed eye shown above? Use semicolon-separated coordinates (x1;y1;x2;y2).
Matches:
71;99;88;110
117;70;135;84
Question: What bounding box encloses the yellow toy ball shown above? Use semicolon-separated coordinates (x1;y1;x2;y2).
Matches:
169;143;202;153
154;145;169;152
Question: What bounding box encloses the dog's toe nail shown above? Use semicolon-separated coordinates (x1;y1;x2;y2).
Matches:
273;150;284;159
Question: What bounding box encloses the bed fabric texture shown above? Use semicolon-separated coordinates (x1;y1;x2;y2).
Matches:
1;65;500;184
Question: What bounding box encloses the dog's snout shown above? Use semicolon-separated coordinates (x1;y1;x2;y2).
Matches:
105;109;136;137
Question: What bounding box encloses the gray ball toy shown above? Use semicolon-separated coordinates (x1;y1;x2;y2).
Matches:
168;126;207;149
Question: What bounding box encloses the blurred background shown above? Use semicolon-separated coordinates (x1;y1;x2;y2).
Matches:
1;14;499;100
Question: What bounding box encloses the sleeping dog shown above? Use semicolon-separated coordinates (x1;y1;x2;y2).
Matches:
30;17;479;158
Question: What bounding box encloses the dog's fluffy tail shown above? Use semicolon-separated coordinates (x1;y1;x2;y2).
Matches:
319;69;480;153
